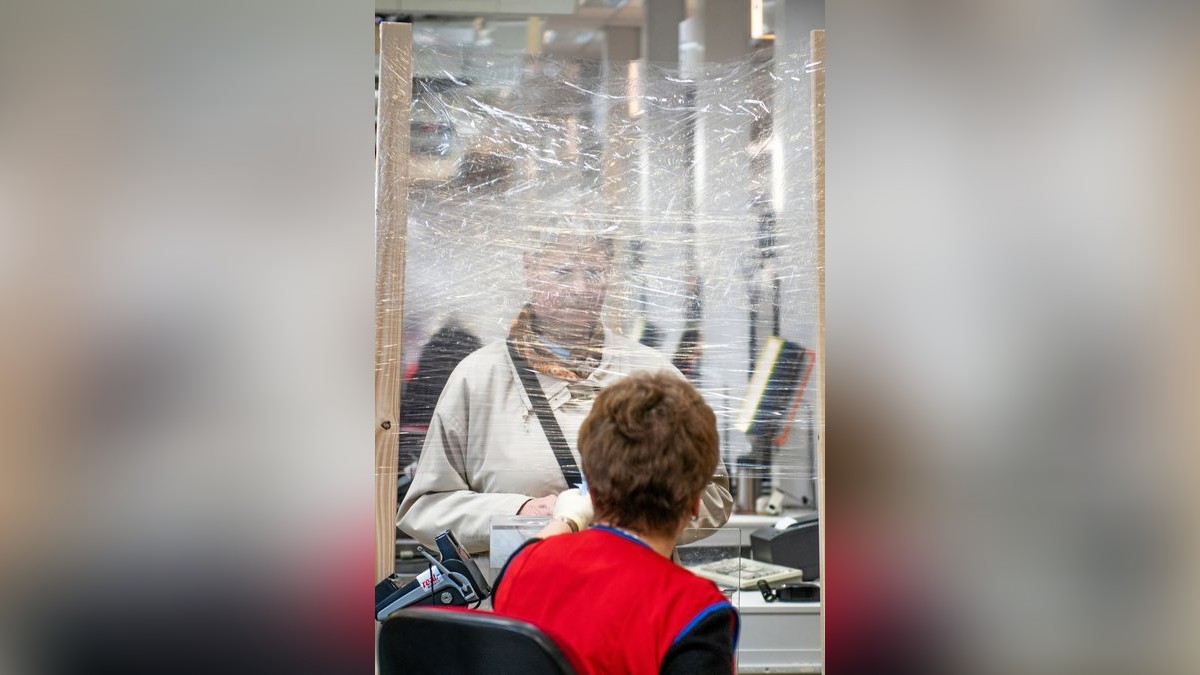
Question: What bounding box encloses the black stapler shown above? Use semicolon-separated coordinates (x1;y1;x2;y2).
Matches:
757;579;821;603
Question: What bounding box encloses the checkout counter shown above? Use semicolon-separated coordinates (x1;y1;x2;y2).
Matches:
391;509;822;674
722;512;822;674
731;587;821;674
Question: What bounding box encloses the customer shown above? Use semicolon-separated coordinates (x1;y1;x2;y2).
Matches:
491;371;738;675
397;223;732;554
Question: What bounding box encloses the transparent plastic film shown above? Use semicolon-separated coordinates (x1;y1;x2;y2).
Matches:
379;37;820;556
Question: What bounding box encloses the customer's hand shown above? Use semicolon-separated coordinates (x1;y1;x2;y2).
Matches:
518;494;558;516
552;488;594;532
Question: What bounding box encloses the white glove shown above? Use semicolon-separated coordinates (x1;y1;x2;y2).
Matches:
552;487;594;532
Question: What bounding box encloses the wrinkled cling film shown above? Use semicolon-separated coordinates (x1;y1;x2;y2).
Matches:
382;42;819;553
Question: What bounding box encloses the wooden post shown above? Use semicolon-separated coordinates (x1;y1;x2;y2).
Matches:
810;27;826;666
375;22;412;583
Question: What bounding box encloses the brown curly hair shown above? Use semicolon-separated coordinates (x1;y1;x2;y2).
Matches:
579;371;719;537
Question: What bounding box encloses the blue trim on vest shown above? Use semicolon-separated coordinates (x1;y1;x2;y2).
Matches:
591;525;652;551
731;605;741;650
672;601;739;650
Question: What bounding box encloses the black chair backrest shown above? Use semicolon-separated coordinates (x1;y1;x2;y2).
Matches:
379;607;577;675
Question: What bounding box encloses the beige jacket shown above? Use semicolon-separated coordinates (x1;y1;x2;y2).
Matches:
397;330;733;553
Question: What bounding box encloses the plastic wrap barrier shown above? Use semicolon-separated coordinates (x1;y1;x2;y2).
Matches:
377;32;821;560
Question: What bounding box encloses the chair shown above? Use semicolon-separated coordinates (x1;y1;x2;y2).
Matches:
378;607;577;675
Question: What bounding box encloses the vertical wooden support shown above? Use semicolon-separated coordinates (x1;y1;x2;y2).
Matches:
525;16;544;55
810;27;826;665
375;22;412;583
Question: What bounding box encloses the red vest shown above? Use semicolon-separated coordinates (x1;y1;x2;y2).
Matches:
493;526;735;674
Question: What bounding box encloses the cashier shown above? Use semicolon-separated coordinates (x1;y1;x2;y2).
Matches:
397;223;733;553
491;371;739;674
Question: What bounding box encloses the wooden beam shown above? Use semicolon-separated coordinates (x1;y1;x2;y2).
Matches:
375;21;412;583
810;27;826;668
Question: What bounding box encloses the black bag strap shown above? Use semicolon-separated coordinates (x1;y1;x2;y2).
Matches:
506;339;583;487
